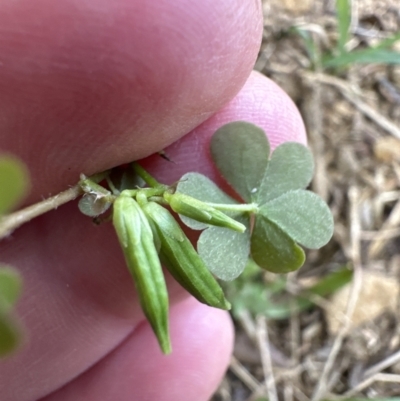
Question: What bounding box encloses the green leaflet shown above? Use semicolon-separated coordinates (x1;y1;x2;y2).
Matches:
251;215;305;273
256;142;314;205
210;121;270;202
259;190;334;249
197;214;251;281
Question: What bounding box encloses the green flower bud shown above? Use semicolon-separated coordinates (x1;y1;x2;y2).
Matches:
113;192;171;354
141;201;231;310
164;191;246;233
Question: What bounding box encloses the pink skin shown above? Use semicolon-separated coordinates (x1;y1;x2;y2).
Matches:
0;1;306;400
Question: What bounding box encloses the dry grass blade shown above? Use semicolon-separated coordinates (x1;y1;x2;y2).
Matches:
368;198;400;258
256;315;278;401
363;349;400;378
302;72;400;140
339;373;400;398
311;186;363;401
229;356;262;392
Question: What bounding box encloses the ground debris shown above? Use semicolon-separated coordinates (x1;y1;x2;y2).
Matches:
213;0;400;399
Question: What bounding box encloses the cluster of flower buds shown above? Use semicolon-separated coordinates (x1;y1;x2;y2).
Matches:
112;189;246;354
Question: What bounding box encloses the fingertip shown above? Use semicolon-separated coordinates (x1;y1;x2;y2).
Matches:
142;70;307;184
1;0;263;201
43;298;234;401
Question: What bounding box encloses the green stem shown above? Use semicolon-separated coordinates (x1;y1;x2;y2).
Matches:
133;163;162;188
79;177;116;203
122;187;165;199
105;177;120;196
204;202;259;214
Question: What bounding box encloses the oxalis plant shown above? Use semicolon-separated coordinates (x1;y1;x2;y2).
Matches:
77;121;334;354
0;121;334;356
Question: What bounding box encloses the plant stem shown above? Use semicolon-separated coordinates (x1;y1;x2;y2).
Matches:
0;185;82;239
204;202;259;214
132;163;161;188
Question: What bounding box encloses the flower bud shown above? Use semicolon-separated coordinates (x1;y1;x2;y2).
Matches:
164;191;246;233
113;192;171;354
141;201;231;310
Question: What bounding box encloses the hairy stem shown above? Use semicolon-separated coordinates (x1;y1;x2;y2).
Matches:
0;185;82;239
133;163;161;188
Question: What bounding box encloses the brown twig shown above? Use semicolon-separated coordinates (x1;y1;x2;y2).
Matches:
0;185;82;239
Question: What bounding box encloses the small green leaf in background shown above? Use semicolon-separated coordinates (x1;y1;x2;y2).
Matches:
323;48;400;68
0;313;21;357
336;0;351;56
261;266;353;319
251;216;305;273
0;267;22;312
0;155;29;215
226;264;352;320
210;121;270;202
259;190;334;249
257;142;314;205
0;266;23;357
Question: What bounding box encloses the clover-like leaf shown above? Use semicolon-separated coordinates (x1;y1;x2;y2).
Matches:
0;266;22;312
210;121;270;202
251;216;305;273
197;215;250;281
257;142;314;205
0;155;29;215
260;190;334;249
176;172;237;230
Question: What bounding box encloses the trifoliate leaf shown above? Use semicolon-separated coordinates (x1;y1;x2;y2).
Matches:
197;215;250;281
257;142;314;205
210;121;270;202
251;216;305;273
0;266;22;312
0;155;29;215
0;312;21;357
259;190;334;249
176;172;237;230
